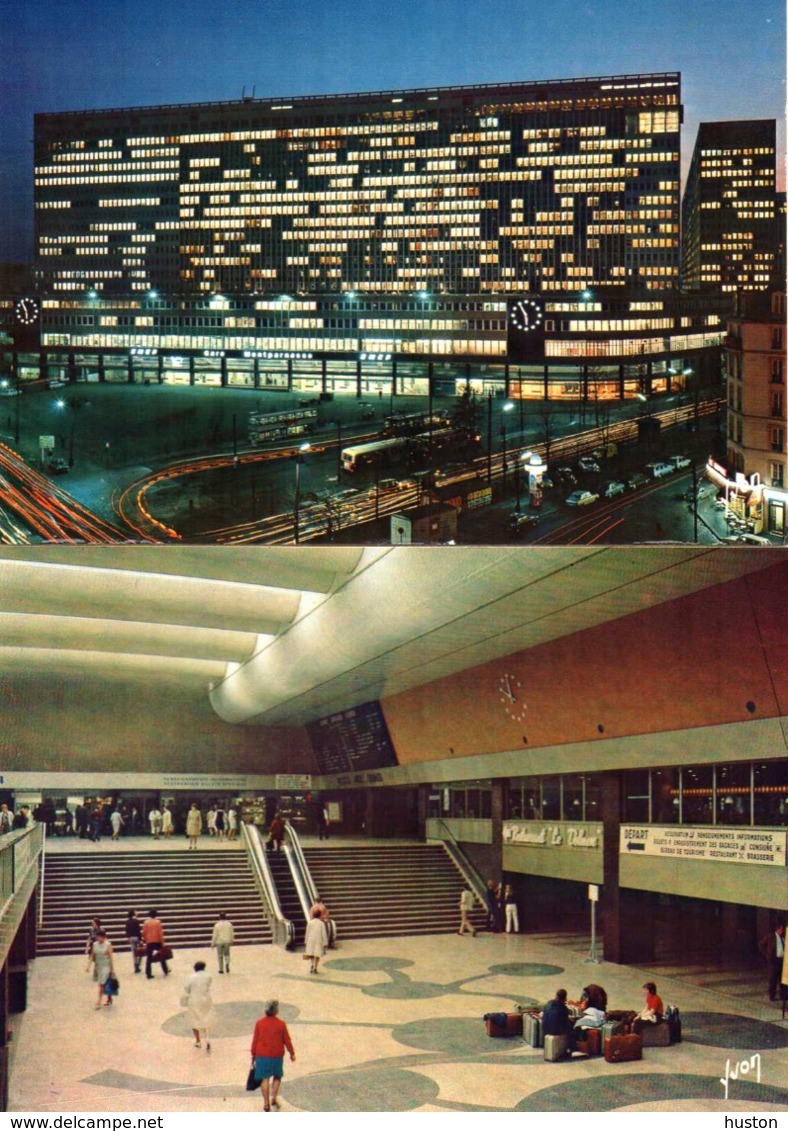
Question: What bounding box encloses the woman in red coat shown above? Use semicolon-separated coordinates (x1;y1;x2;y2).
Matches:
250;999;296;1111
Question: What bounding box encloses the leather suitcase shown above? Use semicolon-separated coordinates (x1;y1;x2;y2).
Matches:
523;1012;543;1048
543;1033;569;1061
606;1009;637;1033
575;1027;602;1056
486;1013;523;1038
604;1033;643;1063
640;1020;671;1047
602;1019;625;1040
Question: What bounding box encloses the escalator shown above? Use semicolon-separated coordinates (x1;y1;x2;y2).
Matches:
266;850;306;947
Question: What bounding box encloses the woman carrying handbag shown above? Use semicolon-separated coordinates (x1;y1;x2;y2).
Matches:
90;928;116;1009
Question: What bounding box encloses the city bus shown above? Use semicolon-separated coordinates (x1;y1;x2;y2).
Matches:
383;410;450;437
341;436;411;473
248;408;318;444
342;427;478;474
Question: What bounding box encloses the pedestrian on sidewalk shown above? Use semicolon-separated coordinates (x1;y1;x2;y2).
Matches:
504;884;520;933
110;808;124;841
161;804;173;839
182;960;215;1051
90;928;116;1009
142;909;170;978
211;911;235;974
303;907;328;975
458;888;477;936
149;807;162;840
186;802;202;850
124;909;142;974
250;1000;296;1112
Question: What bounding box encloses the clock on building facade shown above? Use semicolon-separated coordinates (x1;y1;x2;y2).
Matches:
507;295;546;362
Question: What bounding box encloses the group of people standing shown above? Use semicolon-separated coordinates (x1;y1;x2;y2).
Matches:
458;880;520;937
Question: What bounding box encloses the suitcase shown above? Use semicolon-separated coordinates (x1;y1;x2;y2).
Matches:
486;1013;523;1038
602;1019;625;1040
665;1006;682;1044
543;1033;570;1061
523;1012;543;1048
640;1020;671;1047
575;1027;602;1056
604;1032;643;1063
606;1009;637;1033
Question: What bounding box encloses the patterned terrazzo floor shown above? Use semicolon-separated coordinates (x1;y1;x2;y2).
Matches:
8;930;788;1114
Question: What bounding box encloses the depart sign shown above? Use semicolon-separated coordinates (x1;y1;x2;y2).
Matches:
619;825;786;866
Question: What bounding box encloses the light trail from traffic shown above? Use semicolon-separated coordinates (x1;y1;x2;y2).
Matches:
113;398;723;544
0;443;130;543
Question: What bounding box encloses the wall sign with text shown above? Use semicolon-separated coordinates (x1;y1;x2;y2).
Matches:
619;825;786;866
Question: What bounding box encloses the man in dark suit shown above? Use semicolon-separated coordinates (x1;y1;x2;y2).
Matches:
759;923;786;1002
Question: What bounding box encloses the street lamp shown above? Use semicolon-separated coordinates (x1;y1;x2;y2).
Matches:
0;378;20;445
54;395;87;468
501;401;515;491
293;441;311;544
486;391;493;484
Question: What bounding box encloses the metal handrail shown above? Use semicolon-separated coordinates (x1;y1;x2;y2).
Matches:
241;822;294;949
432;818;487;906
285;821;337;947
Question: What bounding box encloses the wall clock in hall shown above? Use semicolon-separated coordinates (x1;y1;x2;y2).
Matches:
498;671;528;722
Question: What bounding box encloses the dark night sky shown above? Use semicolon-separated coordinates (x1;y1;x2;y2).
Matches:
0;0;784;262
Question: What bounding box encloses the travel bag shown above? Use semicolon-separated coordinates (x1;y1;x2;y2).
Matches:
543;1032;570;1061
575;1027;602;1056
523;1012;543;1048
604;1032;643;1063
665;1005;682;1044
485;1012;523;1038
602;1019;625;1040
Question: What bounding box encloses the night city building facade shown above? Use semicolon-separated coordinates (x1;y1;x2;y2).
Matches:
681;119;779;293
713;279;787;537
16;73;724;401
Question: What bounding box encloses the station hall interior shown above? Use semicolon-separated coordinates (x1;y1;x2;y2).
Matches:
0;543;786;1113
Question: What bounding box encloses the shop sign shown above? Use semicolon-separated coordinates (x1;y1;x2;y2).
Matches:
619;825;786;866
275;774;312;790
503;821;603;850
161;774;252;790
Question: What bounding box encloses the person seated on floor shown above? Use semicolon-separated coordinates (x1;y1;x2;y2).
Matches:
567;987;606;1053
541;988;572;1037
632;981;665;1033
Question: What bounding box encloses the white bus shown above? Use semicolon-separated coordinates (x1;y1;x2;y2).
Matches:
341;436;410;473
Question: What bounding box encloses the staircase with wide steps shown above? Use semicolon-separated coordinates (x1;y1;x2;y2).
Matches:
38;849;272;956
303;843;487;940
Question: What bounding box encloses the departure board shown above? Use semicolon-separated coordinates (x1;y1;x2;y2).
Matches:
307;701;397;775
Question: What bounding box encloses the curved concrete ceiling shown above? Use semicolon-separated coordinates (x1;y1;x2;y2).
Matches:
0;545;782;726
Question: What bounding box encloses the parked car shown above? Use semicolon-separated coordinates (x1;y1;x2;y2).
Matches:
47;379;66;389
627;471;649;490
578;456;601;474
602;480;626;498
508;512;540;537
378;477;415;492
668;455;691;470
566;489;599;506
554;466;577;484
47;457;69;474
645;462;673;479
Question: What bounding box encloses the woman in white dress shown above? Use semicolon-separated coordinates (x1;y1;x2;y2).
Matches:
183;960;216;1050
303;908;328;975
161;806;173;839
